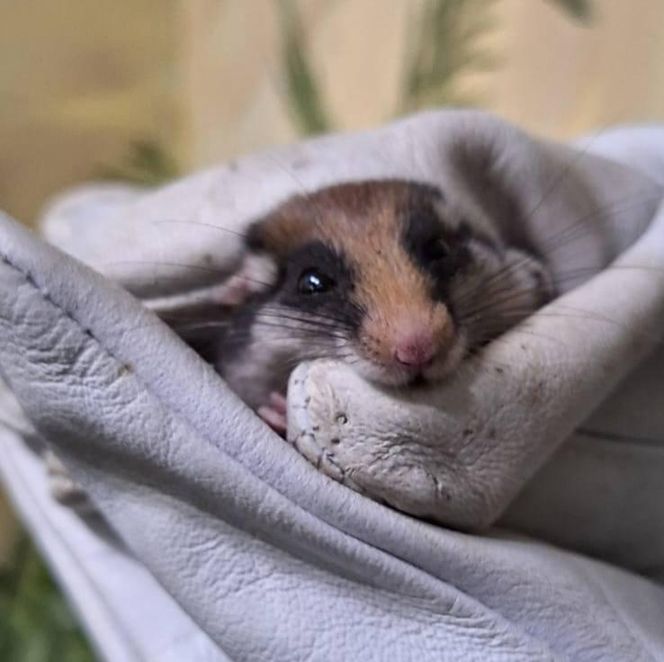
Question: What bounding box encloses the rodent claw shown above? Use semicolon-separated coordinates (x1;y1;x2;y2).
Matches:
258;403;288;436
268;391;288;415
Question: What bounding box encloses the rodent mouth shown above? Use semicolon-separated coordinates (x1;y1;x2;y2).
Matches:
406;373;430;388
359;352;456;388
351;327;468;388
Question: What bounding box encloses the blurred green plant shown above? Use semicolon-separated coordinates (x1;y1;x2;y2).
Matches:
277;0;334;135
99;139;179;186
0;534;94;662
547;0;594;24
278;0;595;136
401;0;497;111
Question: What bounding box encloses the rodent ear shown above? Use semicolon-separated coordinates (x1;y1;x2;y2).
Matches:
244;196;317;257
443;118;663;295
501;246;554;308
215;253;278;307
447;129;536;252
245;219;267;253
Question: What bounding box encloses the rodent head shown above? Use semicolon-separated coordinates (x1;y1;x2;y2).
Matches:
220;180;551;397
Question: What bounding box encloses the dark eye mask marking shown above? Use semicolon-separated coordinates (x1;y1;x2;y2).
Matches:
400;186;475;303
278;241;362;329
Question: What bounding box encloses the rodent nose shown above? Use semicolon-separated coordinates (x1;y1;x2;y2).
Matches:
394;334;437;369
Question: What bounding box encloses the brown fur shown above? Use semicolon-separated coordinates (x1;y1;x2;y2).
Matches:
219;179;552;409
254;182;456;363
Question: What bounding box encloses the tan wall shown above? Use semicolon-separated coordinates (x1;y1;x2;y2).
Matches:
179;0;295;167
0;0;181;222
488;0;664;137
183;0;664;168
4;0;664;221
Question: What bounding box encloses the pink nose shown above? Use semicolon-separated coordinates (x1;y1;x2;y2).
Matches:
394;334;437;369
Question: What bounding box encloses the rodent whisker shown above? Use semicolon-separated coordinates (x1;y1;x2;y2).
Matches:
539;193;661;254
459;257;664;334
468;301;661;346
531;308;661;343
485;323;571;349
265;346;358;372
151;219;249;239
256;308;351;326
224;340;344;360
550;267;602;288
224;325;349;344
103;259;274;289
231;323;350;344
471;258;664;319
261;153;332;234
471;333;614;371
158;311;231;323
257;307;359;331
224;273;278;288
455;190;662;317
457;286;546;322
453;253;545;311
258;303;357;324
347;299;368;318
553;262;664;289
467;260;525;297
104;259;232;279
463;298;584;328
167;320;232;332
254;312;354;337
519;128;608;228
463;344;525;374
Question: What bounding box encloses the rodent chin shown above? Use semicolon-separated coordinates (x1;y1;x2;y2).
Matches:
349;332;468;388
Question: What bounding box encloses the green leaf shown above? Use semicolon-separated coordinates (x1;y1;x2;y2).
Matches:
400;0;499;112
546;0;594;24
277;0;333;135
0;534;95;662
98;139;179;186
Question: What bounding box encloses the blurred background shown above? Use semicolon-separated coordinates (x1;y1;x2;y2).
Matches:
2;0;664;658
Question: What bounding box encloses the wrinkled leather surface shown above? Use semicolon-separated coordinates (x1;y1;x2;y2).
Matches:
42;111;664;572
0;386;225;662
1;111;664;660
288;196;664;556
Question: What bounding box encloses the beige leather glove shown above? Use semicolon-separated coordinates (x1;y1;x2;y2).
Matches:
41;110;664;573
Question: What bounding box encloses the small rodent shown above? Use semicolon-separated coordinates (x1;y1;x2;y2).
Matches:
214;180;553;431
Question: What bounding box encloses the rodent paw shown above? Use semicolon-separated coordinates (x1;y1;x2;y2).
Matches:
257;391;288;436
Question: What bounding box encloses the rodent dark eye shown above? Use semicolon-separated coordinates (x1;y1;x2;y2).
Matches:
421;239;450;264
297;268;335;295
